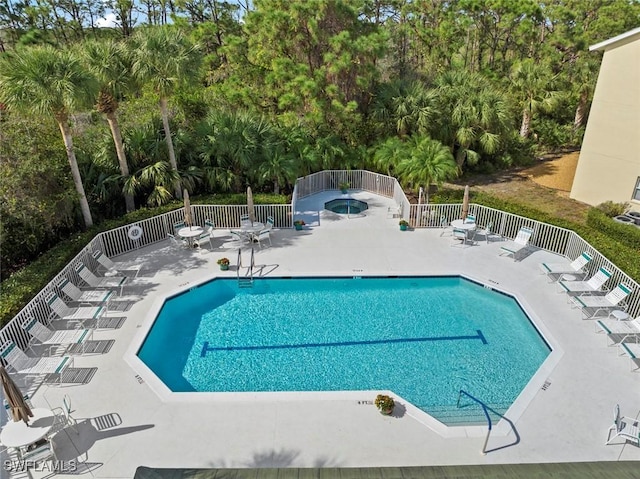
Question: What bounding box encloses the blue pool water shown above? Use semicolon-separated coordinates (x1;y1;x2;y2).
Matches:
138;276;550;423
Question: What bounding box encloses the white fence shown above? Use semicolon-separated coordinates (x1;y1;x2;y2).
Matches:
2;170;638;354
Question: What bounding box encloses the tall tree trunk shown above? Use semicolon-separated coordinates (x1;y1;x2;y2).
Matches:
56;114;93;228
573;89;589;131
273;180;280;195
159;96;181;198
105;110;135;212
520;108;531;138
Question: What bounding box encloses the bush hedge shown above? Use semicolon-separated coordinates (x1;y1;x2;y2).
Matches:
0;193;288;327
586;208;640;251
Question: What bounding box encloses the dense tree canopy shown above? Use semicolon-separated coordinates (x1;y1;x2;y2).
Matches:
1;0;639;278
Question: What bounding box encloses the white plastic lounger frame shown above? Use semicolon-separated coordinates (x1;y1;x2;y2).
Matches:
539;251;592;282
21;317;92;354
499;226;533;261
75;263;127;296
46;293;105;327
557;267;611;296
57;278;112;307
606;404;640;444
0;340;73;382
618;341;640;372
595;318;640;346
92;250;142;277
570;283;633;318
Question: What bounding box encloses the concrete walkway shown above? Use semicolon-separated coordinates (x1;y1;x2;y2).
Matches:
4;190;639;478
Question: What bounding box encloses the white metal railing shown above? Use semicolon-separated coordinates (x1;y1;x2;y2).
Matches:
409;202;639;317
2;170;639;356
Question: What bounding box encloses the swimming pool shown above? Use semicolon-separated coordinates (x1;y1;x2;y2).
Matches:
138;276;550;424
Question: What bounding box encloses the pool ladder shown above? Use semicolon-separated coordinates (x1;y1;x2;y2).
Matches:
237;247;255;288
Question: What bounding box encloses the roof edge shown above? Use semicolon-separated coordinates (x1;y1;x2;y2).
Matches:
590;27;640;51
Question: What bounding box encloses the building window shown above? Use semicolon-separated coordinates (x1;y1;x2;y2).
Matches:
635;177;640;201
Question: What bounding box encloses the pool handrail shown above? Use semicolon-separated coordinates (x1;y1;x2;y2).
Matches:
457;389;492;455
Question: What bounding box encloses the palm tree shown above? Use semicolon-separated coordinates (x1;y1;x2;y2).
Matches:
0;46;97;228
395;136;458;203
510;59;558;138
435;70;509;169
82;39;136;212
131;26;200;199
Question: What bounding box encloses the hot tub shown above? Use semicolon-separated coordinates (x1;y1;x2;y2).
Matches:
324;198;369;215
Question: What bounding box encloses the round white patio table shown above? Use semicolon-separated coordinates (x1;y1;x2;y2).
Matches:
609;310;630;321
450;219;476;231
237;222;265;242
0;408;56;450
177;226;204;247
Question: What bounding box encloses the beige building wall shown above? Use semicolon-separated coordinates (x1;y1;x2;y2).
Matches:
570;35;640;208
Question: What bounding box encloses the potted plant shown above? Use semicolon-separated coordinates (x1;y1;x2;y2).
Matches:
217;257;230;271
293;219;305;231
339;181;350;194
375;394;395;415
399;219;409;231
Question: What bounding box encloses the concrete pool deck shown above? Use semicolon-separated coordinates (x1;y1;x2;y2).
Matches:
3;189;639;478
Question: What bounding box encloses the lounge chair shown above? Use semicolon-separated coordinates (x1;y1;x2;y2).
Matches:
0;340;73;383
499;226;534;261
92;250;142;277
21;317;92;354
618;341;640;372
539;252;592;282
57;278;113;307
557;267;611;296
606;404;639;444
595;317;640;346
570;283;633;318
75;263;127;296
47;293;106;328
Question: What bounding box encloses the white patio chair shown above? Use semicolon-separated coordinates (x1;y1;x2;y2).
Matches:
58;278;113;307
240;214;251;227
75;263;127;296
451;228;473;247
557;267;611;296
439;215;452;236
21;316;93;355
606;404;639;445
0;340;73;383
50;394;78;437
464;213;476;224
266;216;274;230
595;317;640;346
254;228;272;248
194;219;215;249
570;283;633;318
499;226;534;261
539;251;592;282
92;250;142;277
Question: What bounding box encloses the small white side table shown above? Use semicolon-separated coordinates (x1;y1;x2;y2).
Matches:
609;310;630;321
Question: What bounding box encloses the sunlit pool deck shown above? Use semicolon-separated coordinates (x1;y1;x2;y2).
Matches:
12;190;640;477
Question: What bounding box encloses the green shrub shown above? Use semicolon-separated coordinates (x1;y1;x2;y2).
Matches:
594;201;628;217
587;208;640;251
